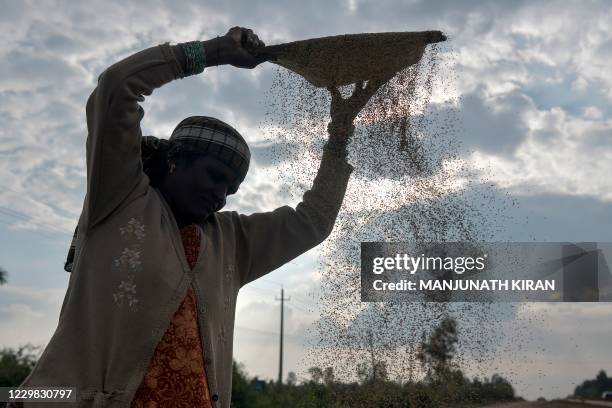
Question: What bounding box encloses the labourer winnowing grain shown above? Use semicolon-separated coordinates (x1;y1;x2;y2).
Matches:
14;26;383;408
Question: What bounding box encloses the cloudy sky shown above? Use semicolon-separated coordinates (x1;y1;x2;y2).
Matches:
1;0;611;401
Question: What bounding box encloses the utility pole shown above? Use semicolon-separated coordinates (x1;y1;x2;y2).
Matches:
368;329;376;381
276;287;290;385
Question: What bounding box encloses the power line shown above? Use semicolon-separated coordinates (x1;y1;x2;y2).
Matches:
0;183;77;215
242;284;316;311
240;283;316;306
290;295;315;308
243;282;306;298
286;296;314;309
0;207;73;237
287;302;311;314
259;275;317;303
0;182;77;237
0;215;72;244
240;288;316;316
235;325;277;336
260;277;283;287
234;325;299;339
0;217;15;227
242;285;277;294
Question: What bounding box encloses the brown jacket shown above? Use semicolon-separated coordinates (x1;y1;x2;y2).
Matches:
16;42;353;407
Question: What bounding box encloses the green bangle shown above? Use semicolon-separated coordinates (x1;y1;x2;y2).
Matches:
179;41;206;76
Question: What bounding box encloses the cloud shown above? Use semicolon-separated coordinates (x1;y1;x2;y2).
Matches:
469;106;612;201
2;0;612;399
426;89;534;156
498;191;612;242
0;50;83;93
2;0;611;233
250;140;304;167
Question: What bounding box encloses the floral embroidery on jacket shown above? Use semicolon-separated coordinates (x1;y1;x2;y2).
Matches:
217;325;227;345
120;217;146;241
225;263;234;282
112;217;145;312
223;295;230;313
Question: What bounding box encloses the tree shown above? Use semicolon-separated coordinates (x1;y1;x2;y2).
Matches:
417;317;458;384
307;367;324;384
323;367;335;386
596;370;609;388
230;360;258;407
373;361;389;382
574;370;612;399
355;329;389;385
286;371;298;386
356;362;370;384
0;266;7;285
356;360;388;384
0;344;41;386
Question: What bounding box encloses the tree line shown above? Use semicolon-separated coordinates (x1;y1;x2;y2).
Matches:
573;370;612;400
229;317;516;407
1;268;517;407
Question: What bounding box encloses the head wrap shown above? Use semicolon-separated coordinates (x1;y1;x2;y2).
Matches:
64;116;250;272
169;115;250;187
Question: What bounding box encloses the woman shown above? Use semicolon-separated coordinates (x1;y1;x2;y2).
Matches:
16;26;379;407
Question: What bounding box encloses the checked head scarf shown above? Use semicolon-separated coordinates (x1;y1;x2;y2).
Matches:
64;116;250;272
169;115;251;187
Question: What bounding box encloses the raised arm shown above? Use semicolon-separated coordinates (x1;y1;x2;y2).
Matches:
84;42;184;229
232;78;388;286
233;140;354;287
82;27;267;230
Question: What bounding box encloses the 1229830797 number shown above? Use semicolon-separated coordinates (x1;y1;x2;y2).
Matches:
0;387;77;403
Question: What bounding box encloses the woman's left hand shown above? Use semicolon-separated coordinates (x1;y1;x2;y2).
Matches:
326;78;385;144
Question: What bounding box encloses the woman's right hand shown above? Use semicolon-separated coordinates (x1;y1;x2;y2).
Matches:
209;26;268;69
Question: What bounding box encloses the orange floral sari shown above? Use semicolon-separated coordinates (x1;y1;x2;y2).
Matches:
131;224;212;408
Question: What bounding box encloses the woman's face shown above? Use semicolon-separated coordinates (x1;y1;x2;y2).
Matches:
165;155;239;225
